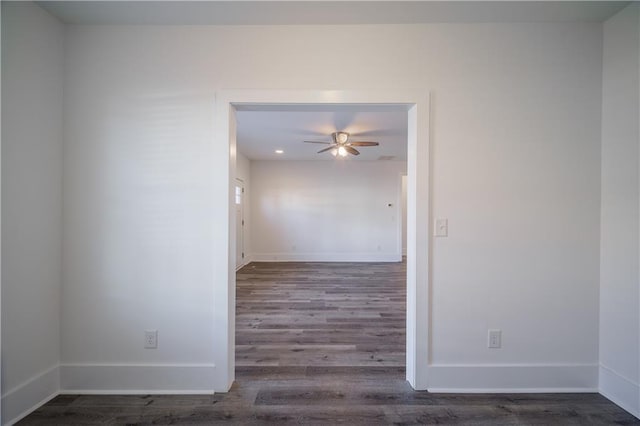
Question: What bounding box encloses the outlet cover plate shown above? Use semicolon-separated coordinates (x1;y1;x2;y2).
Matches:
145;329;158;349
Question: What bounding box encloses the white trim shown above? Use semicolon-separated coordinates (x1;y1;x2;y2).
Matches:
1;365;59;426
599;364;640;387
396;171;404;260
251;253;402;263
59;390;213;395
234;178;246;271
242;253;253;265
217;89;431;392
0;0;2;416
599;364;640;418
406;94;431;390
59;363;216;368
60;364;217;394
636;2;640;418
430;387;599;394
427;364;598;392
399;171;408;260
4;392;58;426
431;362;598;368
1;365;59;399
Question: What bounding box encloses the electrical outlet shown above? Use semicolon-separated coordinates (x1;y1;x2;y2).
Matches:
144;330;158;349
488;329;501;348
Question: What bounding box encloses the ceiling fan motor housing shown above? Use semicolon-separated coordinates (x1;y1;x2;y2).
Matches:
333;132;350;144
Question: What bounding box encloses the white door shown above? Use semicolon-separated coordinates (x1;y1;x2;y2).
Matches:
235;180;245;269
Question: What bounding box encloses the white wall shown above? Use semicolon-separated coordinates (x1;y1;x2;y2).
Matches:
250;160;405;262
236;151;251;265
61;22;603;393
1;2;64;423
599;2;640;418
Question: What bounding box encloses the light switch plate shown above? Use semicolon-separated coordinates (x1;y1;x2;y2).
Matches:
435;218;448;237
488;329;501;348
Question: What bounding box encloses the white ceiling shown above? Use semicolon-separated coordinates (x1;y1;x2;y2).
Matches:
37;1;629;25
236;105;408;161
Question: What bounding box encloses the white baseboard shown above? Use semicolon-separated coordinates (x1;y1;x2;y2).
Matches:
60;363;217;394
236;254;253;270
2;365;60;426
599;364;640;418
251;252;402;262
426;363;599;393
5;362;634;422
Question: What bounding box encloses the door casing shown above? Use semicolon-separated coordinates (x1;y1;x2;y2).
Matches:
214;89;431;391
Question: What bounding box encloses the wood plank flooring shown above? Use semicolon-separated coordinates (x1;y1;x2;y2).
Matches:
18;261;639;425
236;261;406;367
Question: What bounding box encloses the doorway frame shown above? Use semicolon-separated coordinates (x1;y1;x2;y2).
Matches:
214;89;431;391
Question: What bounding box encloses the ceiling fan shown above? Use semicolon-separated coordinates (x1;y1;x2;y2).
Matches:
304;132;379;157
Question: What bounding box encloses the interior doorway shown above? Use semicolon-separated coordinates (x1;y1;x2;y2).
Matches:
234;106;408;373
215;89;431;392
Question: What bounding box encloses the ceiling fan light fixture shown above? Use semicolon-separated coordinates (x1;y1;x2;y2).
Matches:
334;132;349;144
305;132;378;157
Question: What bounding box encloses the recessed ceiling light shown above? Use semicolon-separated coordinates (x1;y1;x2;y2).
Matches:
275;149;284;154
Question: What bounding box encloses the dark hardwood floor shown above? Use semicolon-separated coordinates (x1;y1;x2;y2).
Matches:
236;261;406;367
18;261;639;425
